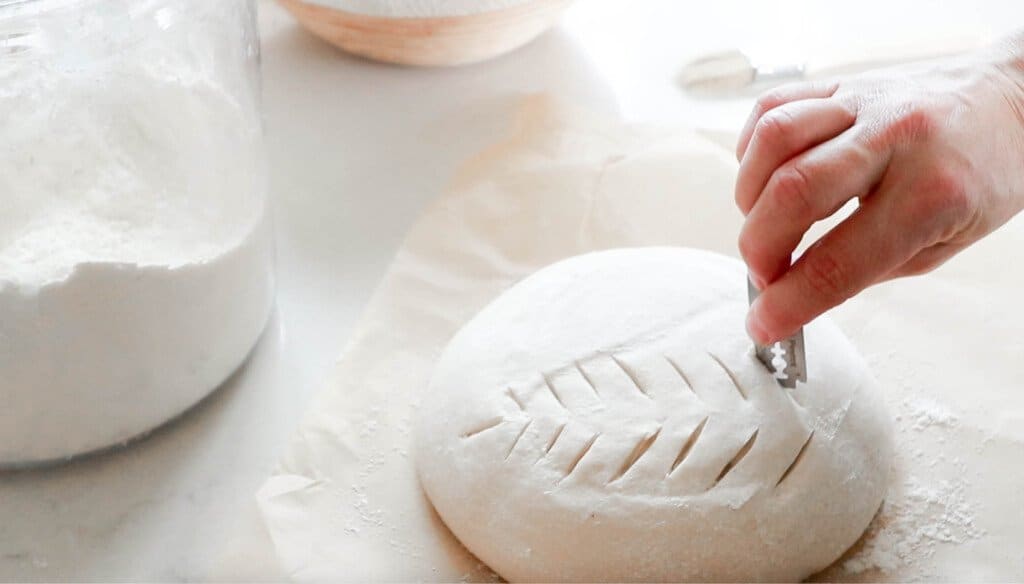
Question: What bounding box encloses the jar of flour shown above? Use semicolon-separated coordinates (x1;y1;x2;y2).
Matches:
0;0;274;466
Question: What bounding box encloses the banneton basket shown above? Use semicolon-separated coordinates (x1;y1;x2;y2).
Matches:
276;0;574;66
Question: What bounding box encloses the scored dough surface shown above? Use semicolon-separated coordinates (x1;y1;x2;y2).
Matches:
415;247;894;582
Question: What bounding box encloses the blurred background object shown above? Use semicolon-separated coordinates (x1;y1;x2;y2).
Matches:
276;0;574;66
679;33;988;96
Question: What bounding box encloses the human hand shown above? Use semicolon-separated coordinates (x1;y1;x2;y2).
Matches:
736;35;1024;345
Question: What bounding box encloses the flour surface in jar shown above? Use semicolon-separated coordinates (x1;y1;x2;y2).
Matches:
0;0;274;466
415;247;894;582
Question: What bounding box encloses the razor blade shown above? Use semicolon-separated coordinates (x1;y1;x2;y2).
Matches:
747;277;807;388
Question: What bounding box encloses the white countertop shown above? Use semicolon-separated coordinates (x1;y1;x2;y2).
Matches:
0;0;1019;580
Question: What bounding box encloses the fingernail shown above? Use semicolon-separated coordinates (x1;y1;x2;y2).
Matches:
746;304;772;345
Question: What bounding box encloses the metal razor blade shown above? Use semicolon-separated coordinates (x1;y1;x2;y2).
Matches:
747;278;807;388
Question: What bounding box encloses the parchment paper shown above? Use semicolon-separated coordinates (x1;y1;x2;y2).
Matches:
224;96;1024;581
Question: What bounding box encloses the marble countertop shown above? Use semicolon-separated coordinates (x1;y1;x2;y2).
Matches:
0;0;1019;580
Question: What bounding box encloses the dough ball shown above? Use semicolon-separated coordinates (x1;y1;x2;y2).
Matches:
415;247;893;582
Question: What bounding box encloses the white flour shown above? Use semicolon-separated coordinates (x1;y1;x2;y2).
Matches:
835;393;984;579
842;475;984;576
0;1;274;465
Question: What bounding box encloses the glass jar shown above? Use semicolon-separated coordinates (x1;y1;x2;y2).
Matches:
0;0;275;466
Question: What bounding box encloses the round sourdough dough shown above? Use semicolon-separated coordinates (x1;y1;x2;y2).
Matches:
415;247;894;582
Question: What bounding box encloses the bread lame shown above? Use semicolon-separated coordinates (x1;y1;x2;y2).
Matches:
747;277;807;388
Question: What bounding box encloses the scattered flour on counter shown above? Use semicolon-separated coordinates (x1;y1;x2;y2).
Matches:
842;475;984;576
839;394;983;577
900;396;960;432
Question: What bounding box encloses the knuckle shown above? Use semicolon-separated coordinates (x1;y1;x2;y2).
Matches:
754;108;796;145
843;138;875;170
835;97;859;122
860;103;939;152
934;174;971;214
753;91;784;117
898;248;950;278
886;104;937;144
910;171;976;239
801;249;852;301
767;164;816;217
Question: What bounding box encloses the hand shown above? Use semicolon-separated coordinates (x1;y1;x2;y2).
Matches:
736;35;1024;345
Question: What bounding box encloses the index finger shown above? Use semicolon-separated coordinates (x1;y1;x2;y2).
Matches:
739;132;888;289
746;194;924;344
734;97;856;215
736;81;840;161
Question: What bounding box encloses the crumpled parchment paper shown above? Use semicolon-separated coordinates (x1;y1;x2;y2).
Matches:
220;95;1024;582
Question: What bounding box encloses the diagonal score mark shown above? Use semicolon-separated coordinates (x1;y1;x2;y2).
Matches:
506;420;532;459
536;422;569;463
776;430;814;487
714;428;759;486
534;423;568;467
611;354;652;400
608;426;662;483
542;373;568;410
668;417;709;476
664;354;698;396
506;387;526;411
574;360;602;400
562;433;600;481
462;417;505;438
708;352;749;401
545;423;567;454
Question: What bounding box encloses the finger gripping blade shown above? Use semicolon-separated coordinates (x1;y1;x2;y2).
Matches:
747;278;808;388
